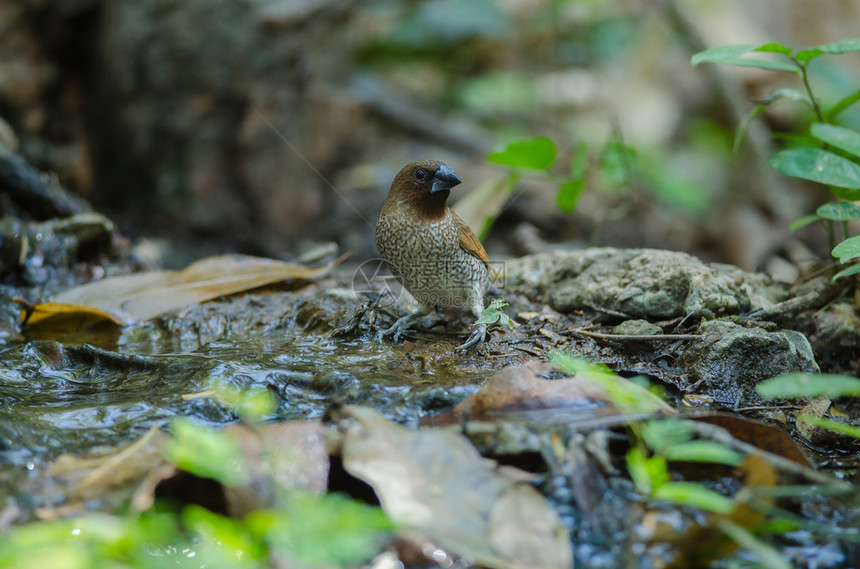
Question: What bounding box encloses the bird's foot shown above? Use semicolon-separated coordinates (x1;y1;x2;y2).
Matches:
456;323;486;351
376;313;421;343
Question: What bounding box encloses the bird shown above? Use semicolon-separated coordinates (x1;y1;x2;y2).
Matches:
375;160;490;350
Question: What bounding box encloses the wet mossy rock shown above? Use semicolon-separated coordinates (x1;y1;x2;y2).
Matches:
681;320;819;406
813;301;860;349
507;248;787;319
612;319;662;336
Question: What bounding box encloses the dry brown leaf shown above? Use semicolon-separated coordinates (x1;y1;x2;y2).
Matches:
25;254;339;329
667;455;777;568
693;414;811;467
488;484;572;569
36;427;170;519
131;421;330;516
796;395;831;443
451;175;514;240
424;361;674;427
222;422;329;516
339;405;572;569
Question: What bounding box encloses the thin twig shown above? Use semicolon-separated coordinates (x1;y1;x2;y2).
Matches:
75;426;161;491
744;280;847;321
569;329;701;341
687;421;846;487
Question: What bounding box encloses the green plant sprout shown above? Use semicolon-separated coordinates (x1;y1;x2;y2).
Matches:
482;130;710;241
551;353;794;566
474;298;519;329
692;38;860;282
0;401;394;569
551;353;741;512
757;372;860;441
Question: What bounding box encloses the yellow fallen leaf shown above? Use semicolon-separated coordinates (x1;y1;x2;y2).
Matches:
23;301;125;327
17;299;124;343
24;254;341;330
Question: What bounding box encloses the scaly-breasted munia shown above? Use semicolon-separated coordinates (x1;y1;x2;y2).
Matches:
375;160;490;350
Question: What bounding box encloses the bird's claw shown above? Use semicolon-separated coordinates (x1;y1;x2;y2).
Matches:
376;313;419;343
456;323;486;351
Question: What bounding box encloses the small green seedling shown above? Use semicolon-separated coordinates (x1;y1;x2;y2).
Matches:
474;298;519;329
692;37;860;283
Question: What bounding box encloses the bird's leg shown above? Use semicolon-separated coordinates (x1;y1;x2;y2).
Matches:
376;313;420;343
456;296;487;351
376;304;434;343
456;323;486;351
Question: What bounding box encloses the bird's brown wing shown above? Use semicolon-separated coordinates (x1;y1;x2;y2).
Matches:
452;210;489;268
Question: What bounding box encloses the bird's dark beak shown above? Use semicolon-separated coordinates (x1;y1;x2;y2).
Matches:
430;164;462;194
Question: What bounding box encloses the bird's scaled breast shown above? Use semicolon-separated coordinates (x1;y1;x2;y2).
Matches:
375;213;488;306
376;213;458;266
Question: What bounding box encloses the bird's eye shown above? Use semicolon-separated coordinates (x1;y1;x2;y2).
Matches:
413;168;428;182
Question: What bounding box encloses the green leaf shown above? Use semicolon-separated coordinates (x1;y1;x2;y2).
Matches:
734;103;767;153
474;298;519;328
789;214;821;231
717;520;792;569
795;38;860;63
183;505;265;565
816;202;860;221
832;234;860;262
211;382;278;421
626;447;668;494
832;262;860;283
247;494;393;567
827;87;860;121
692;43;798;72
810;123;860;158
814;37;860;54
712;58;800;74
654;482;734;514
757;519;802;534
753;42;794;55
570;140;589;177
550;352;674;415
487;136;556;170
757;373;860;399
737;89;811;153
798;415;860;440
550;352;615;376
664;440;744;466
760;87;810;105
641;167;709;215
556;178;585;213
164;419;248;486
691;44;756;66
458;71;536;115
793;49;823;64
828;186;860;201
768;148;860;189
642;419;693;450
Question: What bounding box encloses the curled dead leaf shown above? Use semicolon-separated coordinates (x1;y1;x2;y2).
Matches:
338;405;572;569
424;361;674;427
20;254;343;340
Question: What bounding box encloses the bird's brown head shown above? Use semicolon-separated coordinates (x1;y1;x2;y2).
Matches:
382;160;462;220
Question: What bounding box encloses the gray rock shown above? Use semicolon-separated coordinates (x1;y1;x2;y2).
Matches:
813;301;860;349
612;319;662;336
681;320;819;406
505;248;787;319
